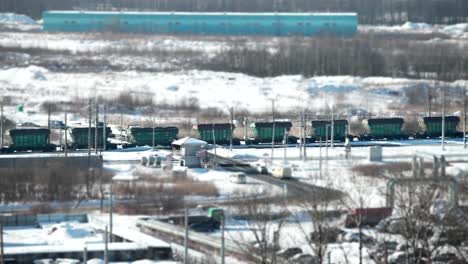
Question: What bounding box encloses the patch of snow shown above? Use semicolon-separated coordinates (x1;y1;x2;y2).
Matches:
0;13;36;25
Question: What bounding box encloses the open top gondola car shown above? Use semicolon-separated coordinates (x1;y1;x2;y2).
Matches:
69;126;115;150
311;120;349;142
193;123;239;145
127;126;178;147
362;118;408;140
419;116;463;138
1;128;56;153
249;121;297;144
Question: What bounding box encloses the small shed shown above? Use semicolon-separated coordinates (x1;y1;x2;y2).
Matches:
172;137;207;168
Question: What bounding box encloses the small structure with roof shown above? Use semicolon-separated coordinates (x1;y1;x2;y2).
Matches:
172;137;207;168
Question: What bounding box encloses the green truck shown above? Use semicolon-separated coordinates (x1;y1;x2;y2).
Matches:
2;128;56;153
363;118;407;140
311;120;349;142
127;126;178;147
249;121;296;144
193;123;239;145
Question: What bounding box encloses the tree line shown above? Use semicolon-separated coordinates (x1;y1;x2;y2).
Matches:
1;0;467;24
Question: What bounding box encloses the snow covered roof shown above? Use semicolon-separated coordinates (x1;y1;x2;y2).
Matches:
172;137;207;146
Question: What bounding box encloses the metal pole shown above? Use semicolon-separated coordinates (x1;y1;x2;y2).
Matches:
184;208;189;264
152;115;155;148
331;105;335;148
441;86;446;151
283;128;287;164
83;246;87;264
103;104;106;151
326;125;329;176
1;224;4;264
104;225;109;264
64;112;68;157
299;112;303;159
319;137;322;179
303;113;307;160
95;103;99;154
212;124;217;167
229;107;233;151
464;86;466;149
88;98;92;156
271;99;275;162
243;117;248;141
221;214;225;264
1;102;4;148
109;186;113;243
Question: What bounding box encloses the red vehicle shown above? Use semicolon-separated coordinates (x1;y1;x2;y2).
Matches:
345;207;392;228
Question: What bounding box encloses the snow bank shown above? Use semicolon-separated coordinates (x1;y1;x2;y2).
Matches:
361;21;468;39
401;21;431;30
0;13;36;25
45;222;98;245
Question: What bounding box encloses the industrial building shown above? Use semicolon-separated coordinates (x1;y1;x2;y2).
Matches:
42;11;358;36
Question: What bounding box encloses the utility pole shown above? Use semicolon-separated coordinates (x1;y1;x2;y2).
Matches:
184;208;189;264
102;104;106;152
0;102;3;148
109;186;113;243
229;107;234;151
221;213;225;264
1;224;4;264
271;99;275;162
331;105;335;148
441;85;446;151
326;125;330;176
83;246;87;264
88;98;92;157
47;105;51;144
299;112;303;159
95;103;99;154
243;117;248;142
283;128;288;164
319;137;322;179
303;113;307;159
64;112;68;157
464;86;467;149
152;115;155;148
104;226;109;264
212;123;217;167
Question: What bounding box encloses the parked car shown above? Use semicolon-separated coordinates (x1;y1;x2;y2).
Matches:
291;254;319;264
277;247;303;259
229;172;247;184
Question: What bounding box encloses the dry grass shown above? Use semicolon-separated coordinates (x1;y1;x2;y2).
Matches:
352;162;432;179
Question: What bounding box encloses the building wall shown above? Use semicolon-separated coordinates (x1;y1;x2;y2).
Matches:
43;11;358;36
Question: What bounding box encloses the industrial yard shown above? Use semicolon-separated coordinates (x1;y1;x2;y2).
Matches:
0;2;468;264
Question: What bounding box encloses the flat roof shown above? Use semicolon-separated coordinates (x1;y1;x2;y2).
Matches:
44;11;357;16
5;242;145;255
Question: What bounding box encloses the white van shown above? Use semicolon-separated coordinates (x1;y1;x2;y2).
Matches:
229;172;247;184
271;166;292;179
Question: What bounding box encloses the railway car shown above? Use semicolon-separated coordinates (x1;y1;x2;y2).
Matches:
193;123;239;145
249;121;296;144
1;128;56;153
362;118;407;140
419;116;463;138
42;11;358;37
127;126;178;147
69;126;114;150
311;120;349;142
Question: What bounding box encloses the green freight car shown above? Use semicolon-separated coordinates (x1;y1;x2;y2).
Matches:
2;128;56;153
311;120;349;142
127;126;178;147
249;122;296;144
420;116;462;138
193;123;239;145
70;127;112;149
364;118;407;140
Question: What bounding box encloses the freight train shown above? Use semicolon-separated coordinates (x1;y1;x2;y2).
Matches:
42;11;358;37
0;115;464;153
